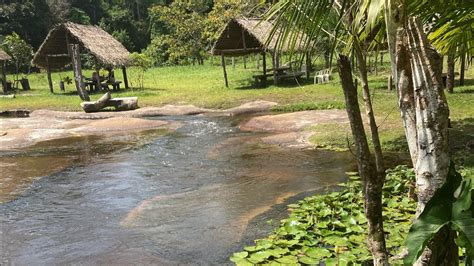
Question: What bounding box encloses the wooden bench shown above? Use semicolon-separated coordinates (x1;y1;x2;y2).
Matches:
105;80;122;91
314;68;332;84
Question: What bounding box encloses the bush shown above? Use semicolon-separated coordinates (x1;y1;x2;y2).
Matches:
129;52;152;89
1;32;33;78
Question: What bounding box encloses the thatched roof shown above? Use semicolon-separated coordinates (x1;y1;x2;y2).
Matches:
212;18;308;56
0;49;11;61
32;22;130;69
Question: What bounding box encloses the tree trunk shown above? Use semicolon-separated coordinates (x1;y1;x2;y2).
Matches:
406;17;457;265
459;53;465;86
446;52;455;93
338;54;388;265
395;27;418;165
1;61;7;94
70;44;90;101
353;41;385;177
324;48;330;68
384;0;403;92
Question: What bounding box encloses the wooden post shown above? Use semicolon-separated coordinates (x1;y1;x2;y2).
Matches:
70;44;90;101
241;28;247;70
46;56;53;93
232;57;235;69
221;54;228;88
122;66;129;89
1;61;7;94
262;52;267;87
388;75;393;91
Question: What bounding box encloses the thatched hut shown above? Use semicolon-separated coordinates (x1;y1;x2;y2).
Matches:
211;18;310;87
0;48;11;94
0;49;11;61
32;22;130;94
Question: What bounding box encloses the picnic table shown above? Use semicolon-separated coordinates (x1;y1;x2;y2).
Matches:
85;76;122;92
252;66;304;87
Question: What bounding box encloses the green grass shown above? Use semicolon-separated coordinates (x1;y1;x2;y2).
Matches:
0;59;342;111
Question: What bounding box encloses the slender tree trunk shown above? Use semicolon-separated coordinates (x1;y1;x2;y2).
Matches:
459;52;465;86
353;41;385;177
406;17;457;265
324;48;331;68
384;0;401;91
338;55;387;265
447;52;455;93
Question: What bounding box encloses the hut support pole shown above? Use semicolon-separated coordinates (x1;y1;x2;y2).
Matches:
46;56;53;93
221;54;228;88
122;66;129;89
262;52;267;87
70;44;90;101
1;61;7;94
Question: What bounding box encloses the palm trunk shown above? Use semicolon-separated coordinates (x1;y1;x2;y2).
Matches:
406;17;457;265
385;0;457;262
338;55;388;265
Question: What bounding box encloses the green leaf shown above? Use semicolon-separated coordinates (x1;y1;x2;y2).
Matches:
324;235;349;246
244;245;263;252
298;255;319;265
305;247;331;259
234;258;254;266
230;251;248;262
247;251;272;264
452;178;474;257
404;163;462;265
276;255;298;264
267;247;290;258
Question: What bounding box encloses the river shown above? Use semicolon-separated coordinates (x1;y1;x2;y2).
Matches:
0;115;354;265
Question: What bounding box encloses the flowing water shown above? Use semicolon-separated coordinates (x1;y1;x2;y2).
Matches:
0;116;354;265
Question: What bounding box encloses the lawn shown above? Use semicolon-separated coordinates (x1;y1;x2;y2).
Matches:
0;58;344;111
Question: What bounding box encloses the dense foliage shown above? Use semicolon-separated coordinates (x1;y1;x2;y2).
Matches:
1;32;33;77
0;0;267;69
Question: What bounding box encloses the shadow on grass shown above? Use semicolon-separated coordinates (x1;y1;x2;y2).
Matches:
450;117;474;169
382;117;474;166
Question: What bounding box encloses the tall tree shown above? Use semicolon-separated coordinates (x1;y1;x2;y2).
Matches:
264;0;473;264
0;0;52;49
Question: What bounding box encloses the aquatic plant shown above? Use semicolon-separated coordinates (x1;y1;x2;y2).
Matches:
230;166;417;265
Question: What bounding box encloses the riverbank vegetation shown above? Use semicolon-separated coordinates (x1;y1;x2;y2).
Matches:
231;165;473;265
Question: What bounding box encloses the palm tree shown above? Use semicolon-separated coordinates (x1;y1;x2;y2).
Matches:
264;0;473;265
